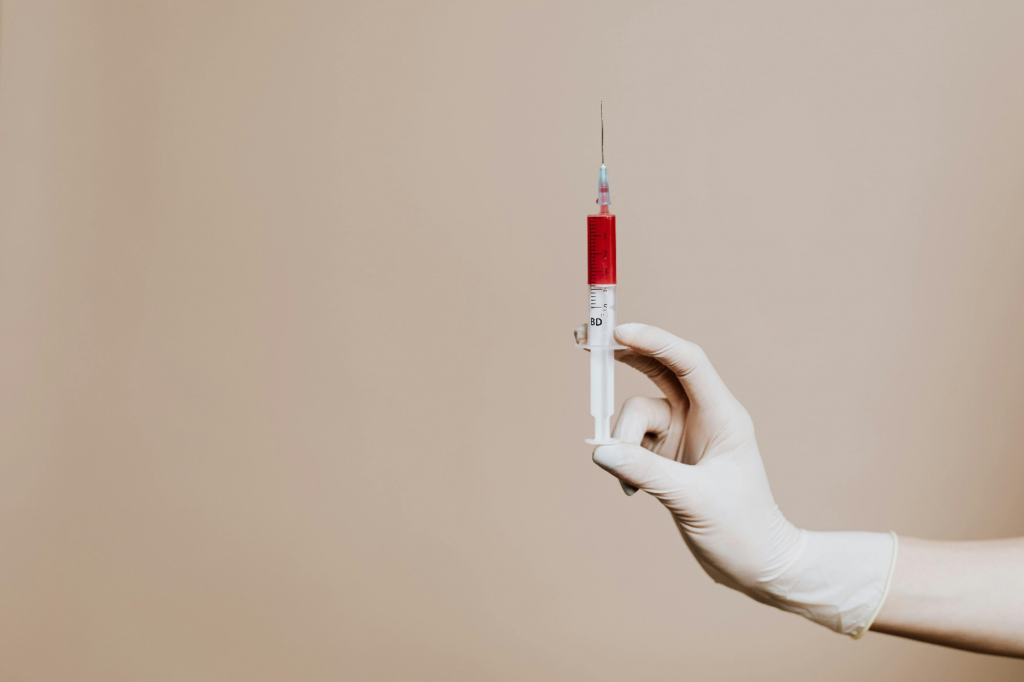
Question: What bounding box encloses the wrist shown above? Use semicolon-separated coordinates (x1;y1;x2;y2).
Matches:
759;529;899;637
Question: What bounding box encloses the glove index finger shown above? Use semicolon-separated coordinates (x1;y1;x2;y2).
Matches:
574;323;588;346
614;323;731;406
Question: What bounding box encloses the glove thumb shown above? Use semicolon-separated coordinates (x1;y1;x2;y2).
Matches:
592;443;683;497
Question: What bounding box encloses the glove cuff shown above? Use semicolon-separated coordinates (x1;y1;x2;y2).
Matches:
850;531;898;639
760;529;899;637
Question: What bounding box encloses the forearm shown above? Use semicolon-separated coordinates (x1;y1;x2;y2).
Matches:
871;537;1024;658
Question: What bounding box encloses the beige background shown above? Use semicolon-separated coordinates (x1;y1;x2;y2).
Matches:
2;1;1024;679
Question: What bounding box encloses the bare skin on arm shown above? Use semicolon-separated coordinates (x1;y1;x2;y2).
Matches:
873;538;1024;656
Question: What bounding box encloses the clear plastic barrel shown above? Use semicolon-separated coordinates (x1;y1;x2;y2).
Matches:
587;284;617;444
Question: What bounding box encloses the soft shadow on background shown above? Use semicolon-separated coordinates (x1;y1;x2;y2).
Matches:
2;1;1024;680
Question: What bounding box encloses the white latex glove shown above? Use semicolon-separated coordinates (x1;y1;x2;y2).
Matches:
577;322;898;637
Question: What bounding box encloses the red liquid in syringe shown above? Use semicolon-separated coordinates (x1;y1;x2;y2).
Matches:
587;209;616;286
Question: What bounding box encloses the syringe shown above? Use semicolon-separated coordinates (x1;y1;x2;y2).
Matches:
582;104;624;445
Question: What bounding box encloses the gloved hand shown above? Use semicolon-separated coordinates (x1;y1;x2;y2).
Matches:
576;322;898;637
